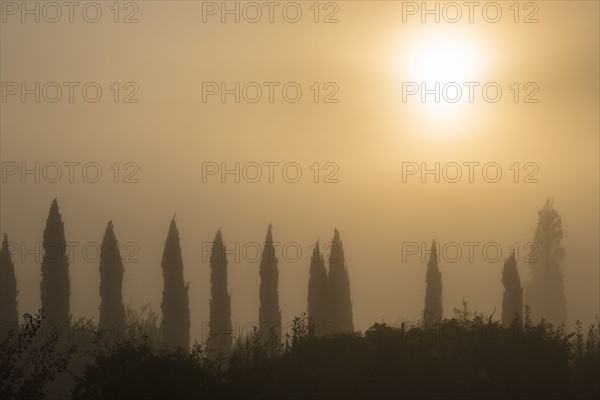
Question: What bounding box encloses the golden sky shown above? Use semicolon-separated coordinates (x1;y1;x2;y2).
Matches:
1;1;598;341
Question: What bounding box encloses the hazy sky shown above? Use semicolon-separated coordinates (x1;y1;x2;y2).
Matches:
1;1;598;342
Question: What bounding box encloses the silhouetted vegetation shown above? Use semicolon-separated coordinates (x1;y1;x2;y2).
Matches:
424;239;443;326
258;225;282;349
72;339;224;400
0;311;73;400
123;303;162;347
526;198;568;325
70;308;599;399
3;198;598;398
307;240;329;335
40;198;71;329
208;230;233;358
501;252;523;327
98;221;125;334
160;217;191;350
1;234;19;337
328;229;354;332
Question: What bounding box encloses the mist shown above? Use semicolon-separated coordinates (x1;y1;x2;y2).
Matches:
1;1;598;398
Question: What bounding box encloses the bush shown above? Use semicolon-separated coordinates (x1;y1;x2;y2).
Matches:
0;311;73;400
70;309;600;399
73;340;224;399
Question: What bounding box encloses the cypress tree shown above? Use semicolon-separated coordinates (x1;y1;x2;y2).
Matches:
40;198;70;327
98;221;125;333
328;229;354;333
307;240;329;335
258;225;281;347
526;198;567;325
1;234;19;335
208;230;232;357
160;217;190;350
423;239;443;326
501;252;523;327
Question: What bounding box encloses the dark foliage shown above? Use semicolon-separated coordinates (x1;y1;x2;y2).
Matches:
1;234;19;336
40;198;71;328
0;311;73;400
160;217;191;350
226;308;598;399
501;252;523;327
258;225;282;349
307;241;330;335
328;229;354;332
526;198;568;325
424;239;443;326
72;340;224;400
72;309;599;399
208;230;233;358
98;221;126;333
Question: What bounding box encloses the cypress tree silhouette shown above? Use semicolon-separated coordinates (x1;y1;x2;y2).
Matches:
160;217;190;350
307;240;329;335
423;239;443;326
258;225;281;348
98;221;125;333
1;234;19;335
40;198;70;328
208;230;232;358
526;198;567;325
328;229;354;333
501;251;523;327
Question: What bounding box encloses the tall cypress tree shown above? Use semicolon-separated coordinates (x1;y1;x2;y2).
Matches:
307;240;329;335
258;225;281;347
1;234;19;334
40;198;70;327
160;217;190;350
501;252;523;327
328;229;354;333
99;221;125;333
423;239;443;326
526;198;567;325
208;230;232;357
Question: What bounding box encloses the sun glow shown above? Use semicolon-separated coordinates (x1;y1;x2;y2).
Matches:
405;34;482;84
396;32;486;119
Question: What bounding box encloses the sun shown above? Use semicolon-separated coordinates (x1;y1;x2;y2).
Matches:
395;31;486;118
405;34;482;84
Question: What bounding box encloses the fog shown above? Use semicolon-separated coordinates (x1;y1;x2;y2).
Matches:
1;0;598;349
